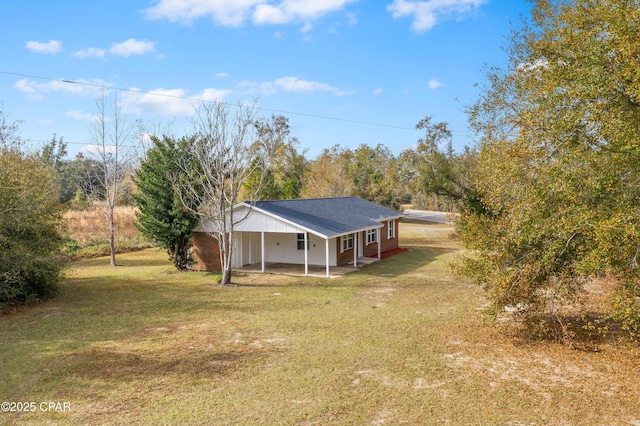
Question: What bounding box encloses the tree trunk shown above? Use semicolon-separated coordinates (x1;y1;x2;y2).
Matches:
109;211;116;266
220;267;232;285
220;233;232;285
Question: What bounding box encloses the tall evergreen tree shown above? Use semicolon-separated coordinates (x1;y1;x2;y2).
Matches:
133;135;200;270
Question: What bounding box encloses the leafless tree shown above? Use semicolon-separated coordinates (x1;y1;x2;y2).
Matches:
175;100;268;284
85;90;137;266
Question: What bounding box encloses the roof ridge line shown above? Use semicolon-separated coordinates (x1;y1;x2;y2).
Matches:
257;196;357;203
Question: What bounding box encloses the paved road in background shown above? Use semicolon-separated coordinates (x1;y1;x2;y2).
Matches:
403;210;455;224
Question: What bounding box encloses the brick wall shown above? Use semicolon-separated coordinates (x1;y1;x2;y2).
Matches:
190;232;222;272
380;219;399;252
363;236;379;258
336;237;355;266
335;219;400;265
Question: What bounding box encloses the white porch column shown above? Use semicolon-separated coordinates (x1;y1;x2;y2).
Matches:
325;238;330;278
353;232;357;268
378;228;381;260
304;232;308;276
261;231;265;273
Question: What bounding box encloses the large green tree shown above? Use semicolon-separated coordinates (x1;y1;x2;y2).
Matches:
245;115;307;200
346;143;401;209
133;135;200;270
458;0;640;337
402;117;481;213
301;145;354;199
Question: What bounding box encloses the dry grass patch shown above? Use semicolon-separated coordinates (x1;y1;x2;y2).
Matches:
1;224;639;425
63;205;152;257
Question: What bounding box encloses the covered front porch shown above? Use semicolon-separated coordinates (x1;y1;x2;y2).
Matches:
233;229;382;278
235;256;380;278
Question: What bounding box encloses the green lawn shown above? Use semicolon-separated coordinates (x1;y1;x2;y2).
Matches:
1;223;639;425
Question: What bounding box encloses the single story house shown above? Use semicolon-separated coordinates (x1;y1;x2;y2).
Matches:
190;196;403;277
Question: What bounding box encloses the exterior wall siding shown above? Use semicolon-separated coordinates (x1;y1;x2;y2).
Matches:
263;233;336;266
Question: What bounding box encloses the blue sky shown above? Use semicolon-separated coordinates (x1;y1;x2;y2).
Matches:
1;0;531;159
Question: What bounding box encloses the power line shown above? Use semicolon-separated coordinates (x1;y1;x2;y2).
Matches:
0;70;420;132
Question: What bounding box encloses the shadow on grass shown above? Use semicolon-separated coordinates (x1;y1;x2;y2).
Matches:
502;311;636;351
65;345;268;382
355;244;457;279
229;244;458;289
70;252;172;269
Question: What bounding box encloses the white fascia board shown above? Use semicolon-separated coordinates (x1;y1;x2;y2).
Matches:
381;215;404;221
329;223;384;240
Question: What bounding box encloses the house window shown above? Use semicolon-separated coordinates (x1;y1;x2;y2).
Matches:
388;220;395;239
297;233;309;250
366;229;377;245
341;234;354;252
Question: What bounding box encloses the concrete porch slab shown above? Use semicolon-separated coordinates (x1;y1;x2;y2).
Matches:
235;257;379;278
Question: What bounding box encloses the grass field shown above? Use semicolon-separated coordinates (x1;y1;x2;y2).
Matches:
1;223;639;425
63;206;152;258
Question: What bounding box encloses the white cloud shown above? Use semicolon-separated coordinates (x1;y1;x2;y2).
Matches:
145;0;263;26
109;39;155;57
373;88;384;95
82;144;119;156
72;47;106;58
387;0;487;32
14;79;39;95
72;39;156;59
428;78;442;89
65;110;99;121
238;76;352;96
275;76;352;95
237;80;277;96
253;3;287;24
121;87;232;116
144;0;357;26
215;72;229;78
14;78;107;98
300;22;313;33
254;0;358;24
25;40;62;54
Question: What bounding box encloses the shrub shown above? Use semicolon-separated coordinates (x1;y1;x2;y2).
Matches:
0;150;66;308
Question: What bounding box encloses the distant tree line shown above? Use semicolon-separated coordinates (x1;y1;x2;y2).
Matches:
29;115;476;215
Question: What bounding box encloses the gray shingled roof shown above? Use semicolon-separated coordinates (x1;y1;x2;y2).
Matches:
251;197;402;238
